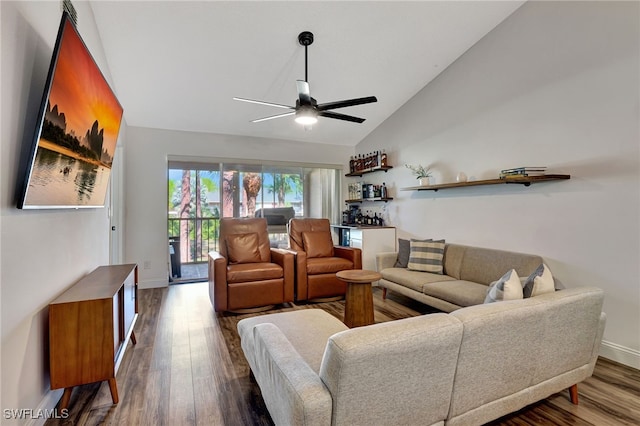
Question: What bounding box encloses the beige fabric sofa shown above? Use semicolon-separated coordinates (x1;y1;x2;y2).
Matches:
237;287;606;426
376;243;544;312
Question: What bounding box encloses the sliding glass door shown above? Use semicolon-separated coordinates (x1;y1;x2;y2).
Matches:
168;159;340;283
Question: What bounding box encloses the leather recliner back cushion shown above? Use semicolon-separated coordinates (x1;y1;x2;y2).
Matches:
289;218;331;252
226;233;262;264
219;218;271;262
302;231;335;258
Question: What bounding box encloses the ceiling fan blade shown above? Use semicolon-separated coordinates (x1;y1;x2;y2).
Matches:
296;80;311;104
251;111;296;123
318;111;366;123
317;96;378;111
233;97;295;110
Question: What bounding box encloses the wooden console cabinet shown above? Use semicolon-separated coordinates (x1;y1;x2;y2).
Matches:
49;264;138;410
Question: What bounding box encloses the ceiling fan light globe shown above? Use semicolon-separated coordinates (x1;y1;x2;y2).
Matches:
295;111;318;125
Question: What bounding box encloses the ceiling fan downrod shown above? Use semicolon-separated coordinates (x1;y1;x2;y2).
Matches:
298;31;314;83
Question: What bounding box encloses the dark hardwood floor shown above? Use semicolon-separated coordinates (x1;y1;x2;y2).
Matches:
47;282;640;426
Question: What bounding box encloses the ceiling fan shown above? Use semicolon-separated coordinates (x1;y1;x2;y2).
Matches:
233;31;377;125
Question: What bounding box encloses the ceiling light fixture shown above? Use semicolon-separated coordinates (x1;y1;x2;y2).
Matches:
294;106;318;125
233;31;377;126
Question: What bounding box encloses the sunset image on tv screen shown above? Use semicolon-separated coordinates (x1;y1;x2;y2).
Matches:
21;15;123;208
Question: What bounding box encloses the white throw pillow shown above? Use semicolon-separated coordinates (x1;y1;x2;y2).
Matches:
522;263;555;297
484;269;523;303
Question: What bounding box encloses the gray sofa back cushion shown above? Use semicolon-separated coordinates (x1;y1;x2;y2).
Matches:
447;287;605;424
319;313;463;426
444;244;542;285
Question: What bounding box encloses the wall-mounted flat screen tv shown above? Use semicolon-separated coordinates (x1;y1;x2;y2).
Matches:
18;12;123;209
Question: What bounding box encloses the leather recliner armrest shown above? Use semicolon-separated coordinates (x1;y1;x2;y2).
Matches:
208;251;228;312
334;246;362;269
270;248;295;302
285;249;309;301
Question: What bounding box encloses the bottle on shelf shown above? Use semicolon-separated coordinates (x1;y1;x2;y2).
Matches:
380;182;388;199
381;149;388;167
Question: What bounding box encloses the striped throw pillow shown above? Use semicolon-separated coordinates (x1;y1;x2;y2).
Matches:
407;239;445;274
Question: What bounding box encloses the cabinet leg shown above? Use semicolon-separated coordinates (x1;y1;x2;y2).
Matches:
59;387;73;410
130;331;137;345
108;378;119;404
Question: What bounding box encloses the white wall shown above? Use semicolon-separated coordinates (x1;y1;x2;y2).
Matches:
0;2;123;422
124;126;351;288
356;1;639;368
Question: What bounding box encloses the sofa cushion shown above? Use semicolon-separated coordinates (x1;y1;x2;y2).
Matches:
302;231;335;258
394;238;411;268
237;309;348;374
226;232;262;264
381;267;456;293
307;257;353;275
484;269;523;303
523;263;555;298
423;280;489;307
320;313;464;426
408;239;445;273
458;246;542;285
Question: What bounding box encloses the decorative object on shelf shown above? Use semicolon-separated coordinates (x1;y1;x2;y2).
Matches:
401;174;570;192
405;164;432;186
499;167;547;179
347;182;392;202
456;172;468;183
349;150;390;174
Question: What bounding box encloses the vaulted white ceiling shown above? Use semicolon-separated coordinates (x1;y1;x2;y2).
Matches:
90;1;525;146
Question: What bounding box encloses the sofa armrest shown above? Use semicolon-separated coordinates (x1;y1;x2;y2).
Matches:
334;246;362;269
252;323;332;426
208;251;228;312
376;251;398;271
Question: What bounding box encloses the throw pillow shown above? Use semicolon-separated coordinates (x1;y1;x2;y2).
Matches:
226;233;262;264
394;238;412;268
484;269;523;303
522;263;555;297
407;239;445;274
302;231;335;258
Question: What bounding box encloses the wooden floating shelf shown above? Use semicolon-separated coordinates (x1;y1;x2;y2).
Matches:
401;174;571;192
345;197;393;203
345;165;393;177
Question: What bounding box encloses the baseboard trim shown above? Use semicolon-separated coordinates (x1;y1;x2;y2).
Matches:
600;339;640;369
26;389;63;426
138;278;169;289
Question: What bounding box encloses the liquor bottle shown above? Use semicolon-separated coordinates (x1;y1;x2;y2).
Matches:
349;156;355;174
380;182;388;199
381;149;388;167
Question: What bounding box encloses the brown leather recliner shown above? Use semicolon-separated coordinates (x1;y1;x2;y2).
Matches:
288;218;362;302
209;218;294;313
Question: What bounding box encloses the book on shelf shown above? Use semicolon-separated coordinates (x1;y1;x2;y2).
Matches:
500;166;547;179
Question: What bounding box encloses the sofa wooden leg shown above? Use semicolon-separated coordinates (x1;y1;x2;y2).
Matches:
569;384;579;404
382;288;387;300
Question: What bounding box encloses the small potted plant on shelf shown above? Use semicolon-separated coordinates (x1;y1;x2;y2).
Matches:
405;164;432;186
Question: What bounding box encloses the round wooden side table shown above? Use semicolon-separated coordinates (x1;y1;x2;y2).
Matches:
336;269;382;328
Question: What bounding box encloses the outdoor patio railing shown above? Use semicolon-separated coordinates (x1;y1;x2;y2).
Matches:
168;217;220;263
